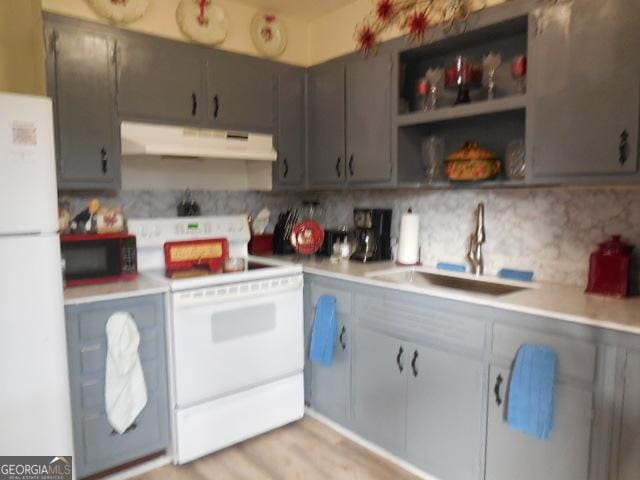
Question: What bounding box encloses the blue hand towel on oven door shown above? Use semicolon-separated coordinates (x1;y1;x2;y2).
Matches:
507;344;558;440
309;295;337;367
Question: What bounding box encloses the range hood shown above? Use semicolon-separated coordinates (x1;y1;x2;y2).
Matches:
120;121;277;162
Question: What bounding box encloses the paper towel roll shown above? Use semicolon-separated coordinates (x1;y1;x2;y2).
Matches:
397;210;420;265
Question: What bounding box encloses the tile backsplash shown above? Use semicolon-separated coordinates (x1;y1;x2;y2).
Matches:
63;186;640;288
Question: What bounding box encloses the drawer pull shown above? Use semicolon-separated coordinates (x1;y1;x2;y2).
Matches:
213;95;220;119
494;374;503;406
283;157;289;178
110;422;137;436
339;325;346;351
619;129;629;165
396;345;404;373
411;350;419;377
335;157;342;178
348;154;355;176
191;93;198;117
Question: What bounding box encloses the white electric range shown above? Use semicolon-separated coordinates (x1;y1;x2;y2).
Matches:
128;215;304;464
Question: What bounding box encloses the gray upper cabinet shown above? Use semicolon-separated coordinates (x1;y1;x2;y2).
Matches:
308;63;347;186
45;23;120;190
116;36;205;125
346;54;392;183
205;51;276;132
530;0;640;178
274;67;306;187
616;350;640;480
353;326;407;453
485;365;593;480
406;346;483;480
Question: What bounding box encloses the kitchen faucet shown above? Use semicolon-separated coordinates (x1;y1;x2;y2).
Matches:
467;202;485;276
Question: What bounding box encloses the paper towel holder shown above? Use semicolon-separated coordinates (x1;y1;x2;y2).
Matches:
397;207;422;266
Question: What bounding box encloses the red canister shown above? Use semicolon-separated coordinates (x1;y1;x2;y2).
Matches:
586;235;633;298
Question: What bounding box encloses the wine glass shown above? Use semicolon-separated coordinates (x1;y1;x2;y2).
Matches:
421;136;444;182
425;67;443;110
511;55;527;95
506;139;526;179
483;52;502;100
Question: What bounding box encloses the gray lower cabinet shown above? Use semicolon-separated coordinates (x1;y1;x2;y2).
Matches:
205;51;276;133
485;366;593;480
308;63;347;186
116;36;205;125
616;350;640;480
530;0;640;178
345;54;392;184
274;67;306;187
65;295;169;479
45;23;121;190
353;326;407;453
406;347;483;480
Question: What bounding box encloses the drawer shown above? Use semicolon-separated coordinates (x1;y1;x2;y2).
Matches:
80;361;160;411
80;328;159;375
77;298;160;341
492;324;597;384
310;283;352;316
79;396;168;477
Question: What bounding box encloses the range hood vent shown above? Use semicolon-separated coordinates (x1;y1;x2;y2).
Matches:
120;121;277;162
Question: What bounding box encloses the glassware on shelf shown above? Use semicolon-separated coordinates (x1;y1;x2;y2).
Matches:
511;54;527;95
425;67;443;110
421;136;444;182
417;78;430;112
444;55;483;104
505;139;526;179
483;52;502;100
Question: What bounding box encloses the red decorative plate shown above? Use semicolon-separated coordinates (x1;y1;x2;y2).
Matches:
290;220;324;255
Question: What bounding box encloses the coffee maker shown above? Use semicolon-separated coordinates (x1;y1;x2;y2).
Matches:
351;208;392;262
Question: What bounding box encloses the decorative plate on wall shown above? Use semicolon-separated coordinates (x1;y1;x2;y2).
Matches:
86;0;149;24
176;0;228;45
250;13;287;58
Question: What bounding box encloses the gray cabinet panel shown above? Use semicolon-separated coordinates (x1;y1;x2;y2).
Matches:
346;54;392;183
308;64;346;186
485;366;593;480
311;314;351;425
117;37;205;124
353;326;406;452
65;295;169;478
274;67;306;186
406;346;483;480
46;24;120;189
206;51;276;132
530;0;640;177
617;351;640;480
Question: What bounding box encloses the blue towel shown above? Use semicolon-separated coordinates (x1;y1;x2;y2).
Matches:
309;295;337;367
437;262;467;272
498;268;534;282
507;344;558;440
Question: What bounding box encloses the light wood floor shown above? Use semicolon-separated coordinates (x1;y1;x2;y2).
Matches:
133;416;421;480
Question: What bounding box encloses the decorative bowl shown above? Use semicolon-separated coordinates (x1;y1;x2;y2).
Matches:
445;141;501;181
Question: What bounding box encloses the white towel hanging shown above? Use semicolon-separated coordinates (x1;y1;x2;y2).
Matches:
105;311;148;434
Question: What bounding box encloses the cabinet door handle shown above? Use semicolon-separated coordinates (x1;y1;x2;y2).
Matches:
339;325;346;351
411;350;419;377
110;422;137;436
213;95;220;119
494;374;503;406
619;129;629;165
348;154;355;177
100;147;108;174
283;157;289;178
335;157;342;178
396;346;404;373
191;93;197;117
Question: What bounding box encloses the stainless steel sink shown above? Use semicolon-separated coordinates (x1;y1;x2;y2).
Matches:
366;268;537;297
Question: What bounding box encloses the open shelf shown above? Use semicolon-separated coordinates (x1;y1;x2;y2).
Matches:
397;95;527;127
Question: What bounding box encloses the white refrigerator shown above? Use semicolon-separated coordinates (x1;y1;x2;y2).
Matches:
0;93;73;457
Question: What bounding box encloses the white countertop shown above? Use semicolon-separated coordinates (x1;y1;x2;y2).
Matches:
254;255;640;336
63;274;169;306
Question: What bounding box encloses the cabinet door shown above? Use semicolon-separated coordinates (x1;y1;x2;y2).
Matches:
46;25;120;189
353;327;406;452
311;314;351;425
346;54;392;183
617;351;640;480
485;366;593;480
117;37;205;124
274;67;306;187
406;346;483;480
308;64;346;186
206;51;275;132
531;0;640;177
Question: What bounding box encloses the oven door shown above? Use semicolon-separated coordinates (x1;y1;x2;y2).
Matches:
170;274;304;408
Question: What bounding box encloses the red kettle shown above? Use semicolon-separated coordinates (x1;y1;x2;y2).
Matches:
586;235;633;298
